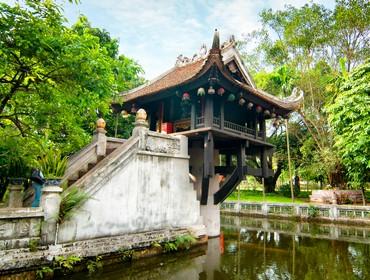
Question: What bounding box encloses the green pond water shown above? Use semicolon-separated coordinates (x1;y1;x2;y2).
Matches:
63;215;370;280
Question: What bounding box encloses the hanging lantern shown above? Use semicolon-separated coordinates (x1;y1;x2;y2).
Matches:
239;98;246;106
264;110;270;116
273;119;280;127
175;90;181;98
247;102;254;110
197;87;205;96
256;105;262;113
182;92;190;101
121;110;129;118
227;93;235;102
208;86;215;95
217;87;225;96
271;112;276;118
130;104;137;114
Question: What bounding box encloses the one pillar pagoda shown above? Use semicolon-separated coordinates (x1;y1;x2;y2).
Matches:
121;30;302;236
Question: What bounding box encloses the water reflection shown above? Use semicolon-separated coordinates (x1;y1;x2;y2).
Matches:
65;215;370;280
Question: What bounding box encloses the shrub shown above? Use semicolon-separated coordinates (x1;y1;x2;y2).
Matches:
308;205;319;218
279;183;300;198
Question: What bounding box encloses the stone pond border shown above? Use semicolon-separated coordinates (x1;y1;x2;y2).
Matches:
221;201;370;226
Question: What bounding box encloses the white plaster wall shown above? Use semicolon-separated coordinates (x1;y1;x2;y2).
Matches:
58;145;200;243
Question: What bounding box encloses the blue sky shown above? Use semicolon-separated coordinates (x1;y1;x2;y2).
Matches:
4;0;336;79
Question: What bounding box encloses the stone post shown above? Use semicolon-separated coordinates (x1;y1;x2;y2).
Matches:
132;109;149;149
93;118;107;157
8;178;24;208
40;185;63;245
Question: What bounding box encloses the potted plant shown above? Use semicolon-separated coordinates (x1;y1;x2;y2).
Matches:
37;149;68;187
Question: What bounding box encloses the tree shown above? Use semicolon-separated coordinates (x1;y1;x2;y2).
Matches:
327;59;370;188
0;0;143;199
239;1;369;188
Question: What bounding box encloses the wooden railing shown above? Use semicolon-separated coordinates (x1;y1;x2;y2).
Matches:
180;116;265;140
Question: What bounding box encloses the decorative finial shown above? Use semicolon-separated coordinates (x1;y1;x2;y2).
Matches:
135;108;147;122
212;29;220;50
96;118;106;129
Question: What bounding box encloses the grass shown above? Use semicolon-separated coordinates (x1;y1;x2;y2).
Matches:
226;189;310;204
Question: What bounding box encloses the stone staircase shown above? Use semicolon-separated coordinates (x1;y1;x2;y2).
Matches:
23;123;126;206
63;132;126;188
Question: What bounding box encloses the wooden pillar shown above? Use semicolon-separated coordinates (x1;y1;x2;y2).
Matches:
201;131;214;205
261;147;268;178
254;116;258;139
220;99;225;130
225;153;232;167
191;101;196;130
260;116;266;140
237;141;246;178
204;94;213;127
203;131;214;177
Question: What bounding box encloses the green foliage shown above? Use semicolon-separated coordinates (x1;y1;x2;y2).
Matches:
36;266;53;280
58;187;89;224
53;255;81;272
307;205;319;218
36;149;67;178
279;183;300;198
28;239;39;252
327;60;370;187
175;234;196;250
118;248;134;262
86;256;103;274
0;0;143;195
163;241;178;253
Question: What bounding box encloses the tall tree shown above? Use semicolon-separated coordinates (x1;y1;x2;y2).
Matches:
0;0;143;198
240;1;369;188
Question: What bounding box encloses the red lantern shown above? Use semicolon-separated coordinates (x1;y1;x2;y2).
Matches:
217;87;225;96
182;92;190;101
256;105;262;113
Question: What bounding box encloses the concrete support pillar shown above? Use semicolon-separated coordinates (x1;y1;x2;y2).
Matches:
41;186;63;245
93;118;107;157
8;179;24;208
200;176;220;237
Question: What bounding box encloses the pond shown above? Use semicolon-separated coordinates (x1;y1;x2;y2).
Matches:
64;215;370;280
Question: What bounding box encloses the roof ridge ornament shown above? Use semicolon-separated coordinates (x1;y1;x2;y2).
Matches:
211;29;220;50
175;44;208;67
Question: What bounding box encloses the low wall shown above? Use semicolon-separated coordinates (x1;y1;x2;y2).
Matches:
0;208;43;250
221;201;370;225
0;227;205;273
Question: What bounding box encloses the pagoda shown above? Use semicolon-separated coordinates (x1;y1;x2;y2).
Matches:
121;30;302;212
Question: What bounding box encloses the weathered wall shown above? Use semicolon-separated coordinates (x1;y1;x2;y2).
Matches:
58;131;201;243
0;208;43;250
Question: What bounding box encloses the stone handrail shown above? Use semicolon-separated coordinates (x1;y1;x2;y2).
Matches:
69;135;141;196
63;140;99;182
222;201;370;224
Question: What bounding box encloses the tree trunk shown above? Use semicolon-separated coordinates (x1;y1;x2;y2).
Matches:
264;161;283;193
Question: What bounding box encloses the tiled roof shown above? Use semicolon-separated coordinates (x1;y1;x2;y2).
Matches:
123;58;206;102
